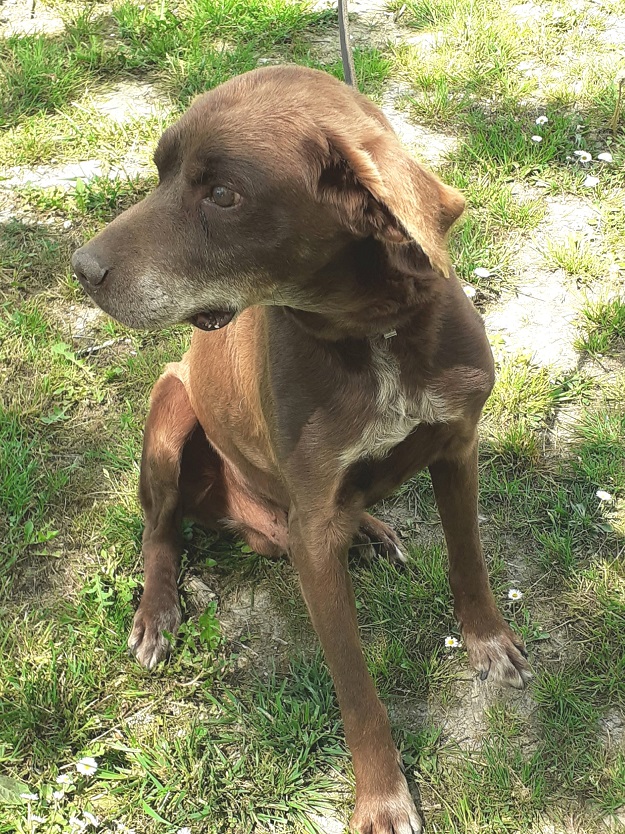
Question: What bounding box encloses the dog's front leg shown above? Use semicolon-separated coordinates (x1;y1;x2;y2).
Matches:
128;372;198;670
289;507;422;834
429;437;532;688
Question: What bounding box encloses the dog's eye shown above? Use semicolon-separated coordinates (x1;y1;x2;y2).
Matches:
209;186;240;208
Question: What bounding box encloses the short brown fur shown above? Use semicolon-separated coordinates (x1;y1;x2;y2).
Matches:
73;66;531;834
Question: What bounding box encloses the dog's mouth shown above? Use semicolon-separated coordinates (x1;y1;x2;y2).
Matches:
188;309;236;331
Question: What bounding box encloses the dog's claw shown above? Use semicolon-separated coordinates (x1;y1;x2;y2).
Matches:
354;516;409;569
391;543;409;567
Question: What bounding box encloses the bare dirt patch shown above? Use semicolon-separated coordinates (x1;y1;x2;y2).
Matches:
196;576;312;673
600;14;625;46
600;708;625;751
65;302;106;338
310;0;409;58
381;88;459;165
485;269;580;370
308;811;346;834
0;159;147;190
0;0;64;37
509;1;545;25
89;78;172;124
486;196;603;370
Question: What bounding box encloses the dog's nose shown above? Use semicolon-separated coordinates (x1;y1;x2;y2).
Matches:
72;248;109;287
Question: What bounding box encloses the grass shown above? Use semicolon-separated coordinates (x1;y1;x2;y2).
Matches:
1;0;624;832
575;296;625;356
543;235;609;281
482;352;568;465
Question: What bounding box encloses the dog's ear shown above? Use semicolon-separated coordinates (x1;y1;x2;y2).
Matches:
314;121;464;277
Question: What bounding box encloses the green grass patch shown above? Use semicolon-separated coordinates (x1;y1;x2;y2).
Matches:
575;296;625;356
354;544;457;700
0;410;68;594
482;353;565;465
446;110;585;179
23;174;157;224
0;107;168;168
571;407;625;499
111;0;334;103
0;32;101;128
308;46;393;99
389;0;473;29
0;0;337;163
543;235;609;281
444;167;545;283
0;220;73;293
397;3;535;128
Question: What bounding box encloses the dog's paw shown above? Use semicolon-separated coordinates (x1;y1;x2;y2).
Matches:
128;598;181;671
350;778;423;834
353;515;408;568
464;625;532;689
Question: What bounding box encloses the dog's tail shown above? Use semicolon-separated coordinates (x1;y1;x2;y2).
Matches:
338;0;357;88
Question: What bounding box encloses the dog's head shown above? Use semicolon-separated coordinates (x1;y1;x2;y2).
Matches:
72;65;464;333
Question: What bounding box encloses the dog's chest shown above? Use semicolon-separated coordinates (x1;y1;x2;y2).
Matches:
340;340;453;466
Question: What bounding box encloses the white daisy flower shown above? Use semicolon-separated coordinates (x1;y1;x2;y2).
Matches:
531;135;542;142
114;824;136;834
597;152;613;162
75;757;98;776
20;792;39;801
596;489;613;502
508;588;524;601
535;115;548;125
473;267;491;278
444;636;460;648
53;790;64;801
574;150;592;162
583;175;599;187
83;811;100;828
177;827;192;834
30;816;46;824
56;774;72;785
463;285;477;299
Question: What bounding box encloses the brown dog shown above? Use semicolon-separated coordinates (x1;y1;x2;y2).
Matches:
72;66;531;834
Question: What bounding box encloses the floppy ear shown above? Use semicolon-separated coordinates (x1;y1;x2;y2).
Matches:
315;120;464;278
